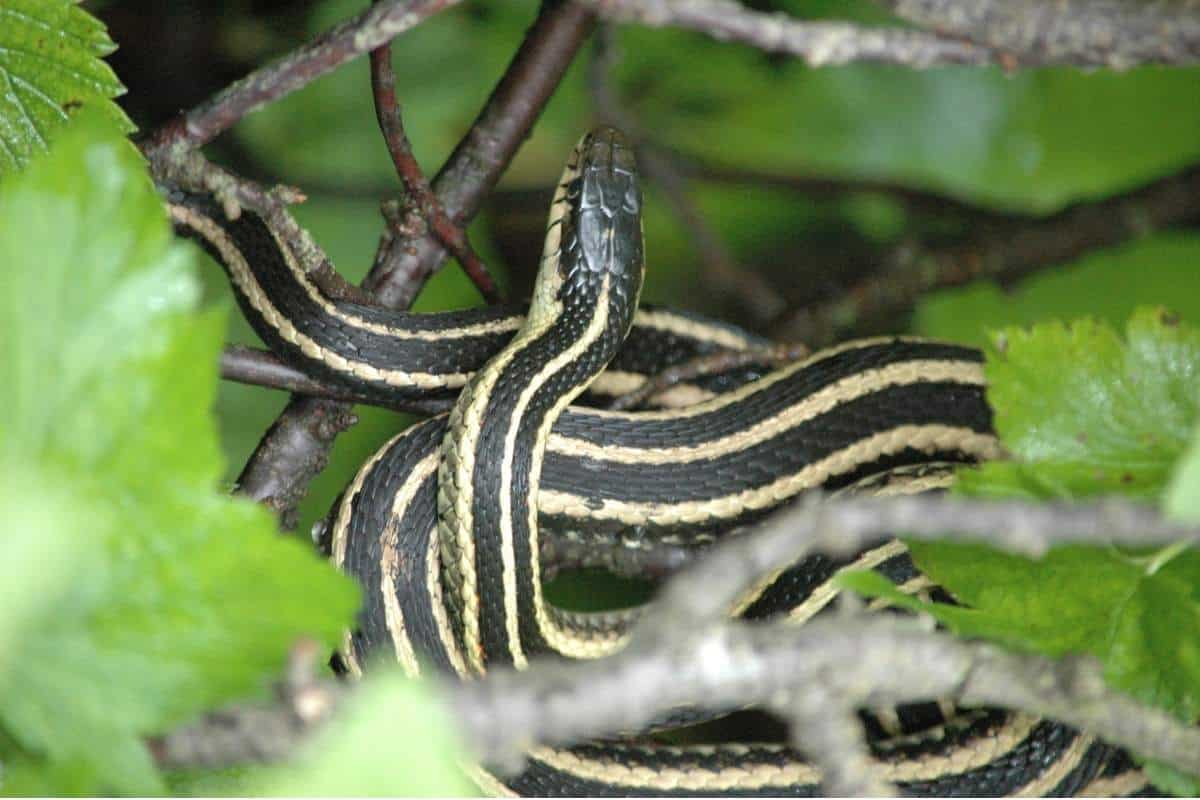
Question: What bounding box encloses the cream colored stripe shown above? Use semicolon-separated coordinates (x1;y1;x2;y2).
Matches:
529;745;820;791
550;360;985;464
380;451;440;678
1013;733;1092;796
1079;768;1149;797
338;630;362;679
436;158;577;675
632;308;762;352
172;206;465;388
330;430;404;569
881;713;1041;782
465;765;518;797
538;426;1002;527
781;540;908;623
587;370;715;407
510;281;632;661
568;335;948;422
532;715;1040;791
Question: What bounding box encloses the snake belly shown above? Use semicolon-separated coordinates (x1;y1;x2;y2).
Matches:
323;128;1147;796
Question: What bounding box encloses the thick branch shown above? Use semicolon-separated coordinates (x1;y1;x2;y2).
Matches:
880;0;1200;70
155;494;1200;791
141;0;462;154
582;0;1200;68
581;0;993;67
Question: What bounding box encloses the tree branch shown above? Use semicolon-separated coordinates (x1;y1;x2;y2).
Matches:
197;1;594;523
588;26;785;325
364;0;595;307
368;24;503;305
580;0;1200;69
155;493;1200;793
581;0;995;67
775;163;1200;345
880;0;1200;70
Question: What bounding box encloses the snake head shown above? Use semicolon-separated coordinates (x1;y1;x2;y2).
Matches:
528;127;645;338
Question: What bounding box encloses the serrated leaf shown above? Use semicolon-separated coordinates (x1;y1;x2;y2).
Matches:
957;309;1200;500
914;235;1200;348
0;0;133;175
258;670;475;797
0;112;359;794
840;544;1200;789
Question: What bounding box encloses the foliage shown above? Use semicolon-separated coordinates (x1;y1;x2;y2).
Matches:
0;111;361;793
840;310;1200;792
0;0;132;176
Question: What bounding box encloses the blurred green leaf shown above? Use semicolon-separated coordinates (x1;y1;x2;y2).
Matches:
914;235;1200;347
259;670;475;796
623;41;1200;212
957;309;1200;500
1166;424;1200;522
0;0;133;176
0;113;358;794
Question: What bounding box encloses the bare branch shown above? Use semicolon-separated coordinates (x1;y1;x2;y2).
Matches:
776;163;1200;345
364;1;595;307
581;0;992;67
368;26;503;304
141;0;463;155
881;0;1200;70
581;0;1200;69
202;1;593;523
589;26;785;324
155;493;1200;792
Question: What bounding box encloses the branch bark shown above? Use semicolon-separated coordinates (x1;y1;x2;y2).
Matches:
581;0;1200;68
203;1;594;523
880;0;1200;70
775;163;1200;345
155;493;1200;793
364;0;595;307
368;25;503;304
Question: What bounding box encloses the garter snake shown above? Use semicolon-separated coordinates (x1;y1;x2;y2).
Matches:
169;129;1151;796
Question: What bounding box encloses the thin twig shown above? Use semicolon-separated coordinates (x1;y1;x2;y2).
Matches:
368;23;503;304
364;0;595;308
140;0;463;155
200;1;593;523
608;342;809;411
880;0;1200;70
775;163;1200;345
588;26;784;325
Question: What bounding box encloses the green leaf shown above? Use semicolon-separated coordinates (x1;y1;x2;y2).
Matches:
914;235;1200;348
840;544;1200;780
957;309;1200;500
0;0;133;176
0;112;359;794
258;670;475;797
1165;423;1200;522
